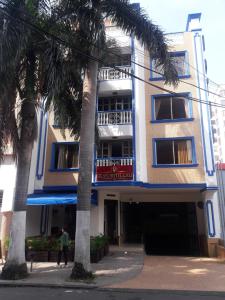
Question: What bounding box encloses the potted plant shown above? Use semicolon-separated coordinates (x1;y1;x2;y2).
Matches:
26;237;49;262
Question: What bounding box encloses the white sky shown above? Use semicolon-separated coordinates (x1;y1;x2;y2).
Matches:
131;0;225;86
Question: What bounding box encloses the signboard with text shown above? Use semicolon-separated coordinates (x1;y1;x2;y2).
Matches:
96;165;133;181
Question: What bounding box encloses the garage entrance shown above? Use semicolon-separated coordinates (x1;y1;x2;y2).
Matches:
123;202;199;256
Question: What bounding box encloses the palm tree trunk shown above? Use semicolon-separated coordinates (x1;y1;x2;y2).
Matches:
1;100;36;279
71;57;98;277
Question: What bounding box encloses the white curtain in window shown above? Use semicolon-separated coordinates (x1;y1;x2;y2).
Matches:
57;145;67;169
155;99;162;119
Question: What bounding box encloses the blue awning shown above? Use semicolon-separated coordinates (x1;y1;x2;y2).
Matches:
27;193;77;206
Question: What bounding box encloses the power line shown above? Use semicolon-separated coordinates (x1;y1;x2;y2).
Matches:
0;3;225;110
105;32;222;96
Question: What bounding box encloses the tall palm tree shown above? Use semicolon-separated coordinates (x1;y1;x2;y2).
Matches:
57;0;178;278
0;0;83;279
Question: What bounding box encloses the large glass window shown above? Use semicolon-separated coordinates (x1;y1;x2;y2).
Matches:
151;52;189;79
155;139;194;165
103;54;131;68
98;96;132;111
97;140;133;158
154;95;190;120
53;143;79;170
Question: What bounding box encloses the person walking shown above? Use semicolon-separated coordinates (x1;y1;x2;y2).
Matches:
57;227;69;267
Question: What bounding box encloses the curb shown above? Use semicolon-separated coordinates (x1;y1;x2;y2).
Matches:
0;282;225;297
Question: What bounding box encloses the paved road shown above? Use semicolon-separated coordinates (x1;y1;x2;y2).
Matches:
0;287;224;300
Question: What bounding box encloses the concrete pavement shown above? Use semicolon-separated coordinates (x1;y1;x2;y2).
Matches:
0;245;144;288
1;246;225;293
110;255;225;292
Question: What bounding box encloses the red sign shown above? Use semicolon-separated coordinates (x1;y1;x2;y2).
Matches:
96;165;133;181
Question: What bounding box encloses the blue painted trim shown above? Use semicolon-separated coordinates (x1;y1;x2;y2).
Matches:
36;109;44;180
152;164;199;168
42;186;78;192
200;186;218;192
186;13;202;31
37;114;48;180
93;181;207;190
151;118;194;124
42;182;212;192
191;28;202;32
194;33;215;176
150;75;191;81
200;34;215;175
151;92;194;122
152;136;197;167
206;200;216;237
131;35;136;181
49;168;79;173
50;142;79;172
150;51;190;81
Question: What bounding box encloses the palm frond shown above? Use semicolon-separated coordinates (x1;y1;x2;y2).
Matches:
102;0;178;85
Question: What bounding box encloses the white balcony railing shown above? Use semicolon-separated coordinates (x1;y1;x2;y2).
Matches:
98;66;131;80
97;111;132;125
96;158;133;167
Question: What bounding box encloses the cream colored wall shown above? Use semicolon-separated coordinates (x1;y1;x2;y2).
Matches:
145;32;206;184
44;111;79;186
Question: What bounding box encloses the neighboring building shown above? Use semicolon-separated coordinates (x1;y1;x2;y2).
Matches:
0;145;17;257
1;12;222;257
210;84;225;163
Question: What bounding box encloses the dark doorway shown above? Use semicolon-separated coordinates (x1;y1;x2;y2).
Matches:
104;200;118;244
123;202;199;256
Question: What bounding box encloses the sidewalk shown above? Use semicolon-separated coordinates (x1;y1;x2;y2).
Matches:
1;247;225;293
0;245;144;288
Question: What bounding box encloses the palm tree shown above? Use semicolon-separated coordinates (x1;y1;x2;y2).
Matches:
56;0;178;278
0;0;83;279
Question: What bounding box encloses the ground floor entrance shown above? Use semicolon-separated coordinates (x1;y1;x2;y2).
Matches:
104;200;201;256
122;202;199;256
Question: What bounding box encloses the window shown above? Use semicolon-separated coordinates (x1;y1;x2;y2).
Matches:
0;190;3;209
153;138;197;166
153;94;191;121
98;96;132;112
151;51;190;80
103;54;131;68
51;143;79;171
97;140;132;158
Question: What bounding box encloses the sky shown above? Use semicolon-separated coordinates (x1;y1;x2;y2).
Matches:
131;0;225;87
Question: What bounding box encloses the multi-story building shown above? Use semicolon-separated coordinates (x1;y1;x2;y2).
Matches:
210;84;225;163
1;12;223;257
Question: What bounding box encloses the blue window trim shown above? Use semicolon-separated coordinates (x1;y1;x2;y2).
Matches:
150;93;194;123
49;142;79;173
150;51;191;81
152;136;198;168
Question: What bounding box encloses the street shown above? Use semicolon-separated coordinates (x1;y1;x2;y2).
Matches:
0;287;224;300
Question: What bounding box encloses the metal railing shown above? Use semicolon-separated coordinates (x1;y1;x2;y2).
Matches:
97;110;132;125
98;66;131;80
96;158;133;167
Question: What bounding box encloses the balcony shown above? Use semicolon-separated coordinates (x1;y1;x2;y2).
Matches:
98;66;132;94
96;158;133;181
97;111;132;125
98;66;131;81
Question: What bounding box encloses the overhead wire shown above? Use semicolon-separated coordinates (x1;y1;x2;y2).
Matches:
105;32;222;97
0;2;225;110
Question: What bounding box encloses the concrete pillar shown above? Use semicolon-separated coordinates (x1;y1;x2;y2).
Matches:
0;211;13;259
